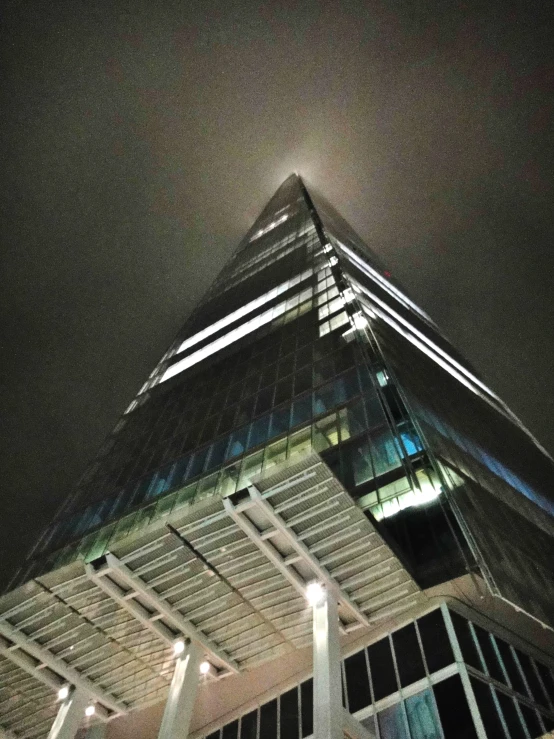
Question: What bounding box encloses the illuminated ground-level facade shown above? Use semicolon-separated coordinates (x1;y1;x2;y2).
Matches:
1;175;553;739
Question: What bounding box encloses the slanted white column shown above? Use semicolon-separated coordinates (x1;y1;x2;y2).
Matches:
158;640;202;739
310;584;343;739
47;687;89;739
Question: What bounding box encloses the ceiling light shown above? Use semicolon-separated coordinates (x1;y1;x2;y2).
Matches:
173;640;185;656
306;582;325;607
353;312;368;330
57;685;69;701
85;705;95;717
199;661;211;675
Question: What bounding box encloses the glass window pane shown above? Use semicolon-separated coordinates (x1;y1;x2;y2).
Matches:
208;437;228;469
255;387;274;415
514;649;549;707
518;702;542;738
264;438;287;470
344;649;371;712
417;609;454;673
275;376;294;405
378;702;409;739
313;382;336;416
226;427;248;461
188;447;208;478
247;414;270;449
433;675;478;739
405;689;442;739
300;679;313;738
288;427;312;460
470;624;503;683
494;638;527;696
393;623;425;687
495;690;526;739
312;414;339;452
222;720;238;739
294;365;312;395
291;394;312;427
270;405;291;437
237;451;264;490
259;699;277;739
280;687;299;739
470;677;507;739
368;637;397;701
449;611;481;671
536;661;554;701
240;710;257;739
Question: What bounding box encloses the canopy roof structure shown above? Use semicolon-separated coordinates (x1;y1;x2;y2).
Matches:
0;454;426;739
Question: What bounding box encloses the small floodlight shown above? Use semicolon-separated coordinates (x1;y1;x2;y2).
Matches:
173;640;185;656
85;705;95;717
306;582;325;607
353;312;368;330
199;661;211;675
57;685;70;701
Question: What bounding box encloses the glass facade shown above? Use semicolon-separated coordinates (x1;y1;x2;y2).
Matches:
16;173;554;639
199;606;554;739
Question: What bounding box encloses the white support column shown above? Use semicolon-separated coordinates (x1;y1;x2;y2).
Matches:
158;640;202;739
47;687;89;739
312;587;343;739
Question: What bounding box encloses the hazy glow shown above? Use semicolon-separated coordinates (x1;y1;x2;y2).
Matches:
199;660;211;674
85;706;95;717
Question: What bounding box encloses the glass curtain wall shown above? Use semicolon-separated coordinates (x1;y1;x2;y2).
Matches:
201;605;554;739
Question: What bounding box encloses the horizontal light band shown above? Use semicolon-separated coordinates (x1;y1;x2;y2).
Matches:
250;213;289;242
176;268;313;356
160;284;314;383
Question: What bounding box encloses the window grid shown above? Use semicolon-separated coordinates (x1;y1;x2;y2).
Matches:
196;606;554;739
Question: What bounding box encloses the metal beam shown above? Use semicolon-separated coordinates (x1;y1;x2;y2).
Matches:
223;498;307;597
103;554;239;674
248;486;371;628
85;564;177;648
0;634;63;691
0;620;126;716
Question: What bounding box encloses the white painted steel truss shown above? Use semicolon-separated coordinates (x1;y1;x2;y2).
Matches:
0;453;425;739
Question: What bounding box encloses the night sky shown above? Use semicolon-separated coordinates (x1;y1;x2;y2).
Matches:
1;0;553;588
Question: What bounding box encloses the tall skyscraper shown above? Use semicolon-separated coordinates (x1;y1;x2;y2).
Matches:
1;174;553;739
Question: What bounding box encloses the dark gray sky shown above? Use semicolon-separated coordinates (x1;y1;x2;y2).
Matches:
1;0;553;588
